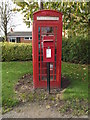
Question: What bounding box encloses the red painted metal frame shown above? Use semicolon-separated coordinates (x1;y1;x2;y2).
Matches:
32;10;62;88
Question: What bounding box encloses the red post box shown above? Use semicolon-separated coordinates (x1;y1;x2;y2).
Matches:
43;36;55;62
32;10;62;88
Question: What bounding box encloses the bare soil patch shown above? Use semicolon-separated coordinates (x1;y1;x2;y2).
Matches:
15;73;70;93
14;73;70;103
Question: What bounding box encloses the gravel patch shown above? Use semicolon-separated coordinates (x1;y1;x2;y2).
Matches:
2;102;88;118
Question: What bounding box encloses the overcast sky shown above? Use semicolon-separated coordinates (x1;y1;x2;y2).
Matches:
13;12;32;32
9;0;32;32
0;0;32;36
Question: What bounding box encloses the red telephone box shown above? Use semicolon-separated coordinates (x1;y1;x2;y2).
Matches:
32;10;62;88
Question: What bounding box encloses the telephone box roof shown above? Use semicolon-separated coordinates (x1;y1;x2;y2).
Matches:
33;9;63;15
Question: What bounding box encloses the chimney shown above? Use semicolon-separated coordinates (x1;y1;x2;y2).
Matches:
10;28;13;32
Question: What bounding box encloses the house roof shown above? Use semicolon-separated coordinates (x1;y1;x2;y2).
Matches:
7;31;32;37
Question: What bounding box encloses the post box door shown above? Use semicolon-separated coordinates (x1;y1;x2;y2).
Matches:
43;36;55;62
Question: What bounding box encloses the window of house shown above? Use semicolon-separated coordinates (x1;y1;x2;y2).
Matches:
30;36;32;40
10;38;16;42
24;36;32;40
24;37;30;40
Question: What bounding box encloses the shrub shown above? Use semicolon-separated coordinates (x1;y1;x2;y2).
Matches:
62;36;88;64
1;42;32;61
1;36;88;64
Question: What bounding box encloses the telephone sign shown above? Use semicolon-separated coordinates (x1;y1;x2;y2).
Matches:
37;16;59;21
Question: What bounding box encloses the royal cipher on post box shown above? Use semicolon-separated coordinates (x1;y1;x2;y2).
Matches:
43;36;55;62
32;10;62;88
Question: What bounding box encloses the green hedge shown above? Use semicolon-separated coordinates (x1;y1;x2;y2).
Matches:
1;42;32;61
1;36;88;64
62;36;88;64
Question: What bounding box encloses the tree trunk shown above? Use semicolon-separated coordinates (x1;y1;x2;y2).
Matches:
4;18;8;41
5;30;7;41
40;2;43;10
40;0;43;10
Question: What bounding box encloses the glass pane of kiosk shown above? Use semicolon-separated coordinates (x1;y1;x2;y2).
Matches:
38;27;57;81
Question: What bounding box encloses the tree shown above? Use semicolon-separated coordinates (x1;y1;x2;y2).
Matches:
13;1;39;27
13;0;89;37
0;1;15;41
43;2;89;37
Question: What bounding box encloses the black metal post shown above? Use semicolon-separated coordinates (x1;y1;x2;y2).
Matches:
47;62;50;94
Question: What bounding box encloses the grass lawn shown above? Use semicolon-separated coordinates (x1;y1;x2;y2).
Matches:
2;61;33;112
61;62;88;100
2;61;88;113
